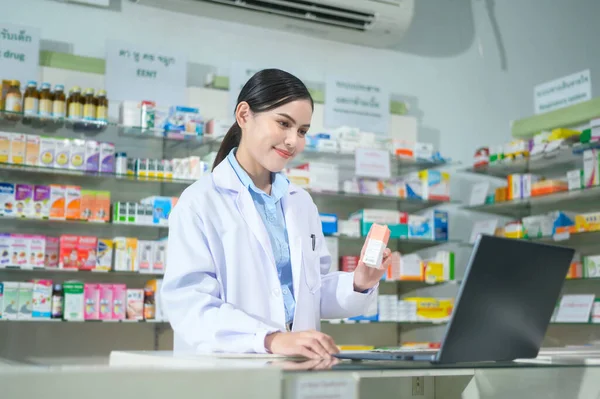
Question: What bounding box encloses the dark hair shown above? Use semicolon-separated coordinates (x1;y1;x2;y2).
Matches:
212;68;313;170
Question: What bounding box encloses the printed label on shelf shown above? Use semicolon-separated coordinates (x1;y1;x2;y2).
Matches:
293;376;358;399
354;148;391;179
105;40;187;107
469;219;499;244
534;69;591;114
468;182;490;206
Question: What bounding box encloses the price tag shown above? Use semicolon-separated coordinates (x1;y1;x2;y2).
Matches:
0;23;40;84
469;219;498;244
355;148;391;178
555;294;595;323
294;377;358;399
468;182;490;206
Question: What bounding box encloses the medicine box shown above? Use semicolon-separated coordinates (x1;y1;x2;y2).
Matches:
85;140;100;172
77;236;98;271
59;235;79;270
69;139;85;170
92;191;110;223
152;241;166;274
0;182;15;217
320;213;338;236
80;190;94;221
99;284;113;320
0;282;3;319
584;149;600;188
96;238;113;272
398;254;424;281
507;174;522;200
63;281;84;321
584;255;600;278
309;162;339;192
137;240;154;273
145;279;164;321
404;297;454;323
567;169;584;191
65;185;81;220
31;279;52;319
2;282;19;320
25;134;40;166
14;184;33;218
29;235;46;268
113;237;138;271
99;142;115;173
408;210;448;241
405;172;425;200
84;283;100;320
418;170;450;201
9;133;25;164
10;234;30;268
17;282;33;319
33;185;50;219
38;136;55;167
112;284;127;320
141;196;174;226
0;132;10;163
347;288;379;323
45;237;59;268
49;185;66;220
54;138;70;169
126;289;144;320
0;233;10;267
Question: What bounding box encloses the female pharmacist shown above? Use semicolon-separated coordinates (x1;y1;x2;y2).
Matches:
162;69;392;359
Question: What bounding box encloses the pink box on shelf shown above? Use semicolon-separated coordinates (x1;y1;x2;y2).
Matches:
84;283;100;320
98;284;113;320
112;283;127;320
45;237;59;268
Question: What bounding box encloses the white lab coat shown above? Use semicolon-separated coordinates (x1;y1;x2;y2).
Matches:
161;160;377;354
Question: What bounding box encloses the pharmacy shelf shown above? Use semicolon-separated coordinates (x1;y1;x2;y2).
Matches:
532;230;600;248
466;144;598;178
467;186;600;217
308;189;452;211
0;318;168;324
337;236;457;252
0;110;109;133
321;320;447;326
0;162;196;186
292;149;453;173
0;265;164;277
0;216;166;231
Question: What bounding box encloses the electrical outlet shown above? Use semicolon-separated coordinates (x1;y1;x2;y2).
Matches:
412;376;424;396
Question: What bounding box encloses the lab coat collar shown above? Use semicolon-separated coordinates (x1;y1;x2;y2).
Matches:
213;158;299;196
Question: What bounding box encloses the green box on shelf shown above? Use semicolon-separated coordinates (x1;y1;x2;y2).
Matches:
583;255;600;278
362;222;408;239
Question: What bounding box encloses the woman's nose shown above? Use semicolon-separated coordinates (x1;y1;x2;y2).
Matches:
284;131;297;148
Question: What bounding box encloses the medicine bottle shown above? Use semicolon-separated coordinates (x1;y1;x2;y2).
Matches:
4;80;22;113
143;288;155;320
52;84;66;118
51;284;64;319
96;89;108;122
82;88;96;121
23;80;39;116
67;86;82;120
38;82;53;117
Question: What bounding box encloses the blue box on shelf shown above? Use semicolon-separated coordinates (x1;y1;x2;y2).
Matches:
408;210;448;241
320;213;338;236
348;313;379;323
362;221;408;239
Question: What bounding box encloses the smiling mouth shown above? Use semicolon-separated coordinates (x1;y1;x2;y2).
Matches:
274;148;293;159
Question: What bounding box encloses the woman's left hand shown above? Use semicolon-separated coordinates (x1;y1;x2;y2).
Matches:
353;246;393;292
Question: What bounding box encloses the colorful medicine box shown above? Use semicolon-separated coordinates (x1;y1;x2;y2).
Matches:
418;170;450;201
320;213;338;236
408;210;448;241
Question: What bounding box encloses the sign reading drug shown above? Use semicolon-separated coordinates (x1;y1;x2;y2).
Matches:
0;23;40;85
325;76;390;136
105;40;187;106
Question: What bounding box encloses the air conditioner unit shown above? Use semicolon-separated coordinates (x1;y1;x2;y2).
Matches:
135;0;415;49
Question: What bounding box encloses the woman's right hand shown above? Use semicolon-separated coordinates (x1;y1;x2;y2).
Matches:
265;330;339;359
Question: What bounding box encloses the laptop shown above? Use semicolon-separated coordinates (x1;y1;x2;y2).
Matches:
335;235;575;364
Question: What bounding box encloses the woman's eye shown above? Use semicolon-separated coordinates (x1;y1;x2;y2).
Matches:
298;130;308;136
278;121;289;128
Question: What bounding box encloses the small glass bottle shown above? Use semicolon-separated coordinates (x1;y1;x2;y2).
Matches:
51;283;64;319
96;89;108;123
82;88;96;121
38;82;53;117
23;80;40;116
4;80;22;112
143;288;155;320
52;84;66;118
67;86;82;120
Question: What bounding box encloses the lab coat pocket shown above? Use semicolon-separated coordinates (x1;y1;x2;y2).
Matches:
302;247;321;294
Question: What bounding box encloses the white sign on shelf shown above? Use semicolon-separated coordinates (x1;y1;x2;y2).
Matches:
468;182;490;206
469;219;498;244
293;376;357;399
0;23;40;85
105;40;187;106
324;75;390;136
354;148;391;179
534;69;591;114
555;294;595;323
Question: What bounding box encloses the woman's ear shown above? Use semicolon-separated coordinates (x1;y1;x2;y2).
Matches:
235;102;252;129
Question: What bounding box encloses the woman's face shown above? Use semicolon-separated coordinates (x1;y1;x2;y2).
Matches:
238;99;312;173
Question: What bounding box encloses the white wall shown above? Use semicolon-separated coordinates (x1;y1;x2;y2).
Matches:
6;0;598;164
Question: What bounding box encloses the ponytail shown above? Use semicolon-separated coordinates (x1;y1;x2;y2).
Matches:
212;122;242;171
